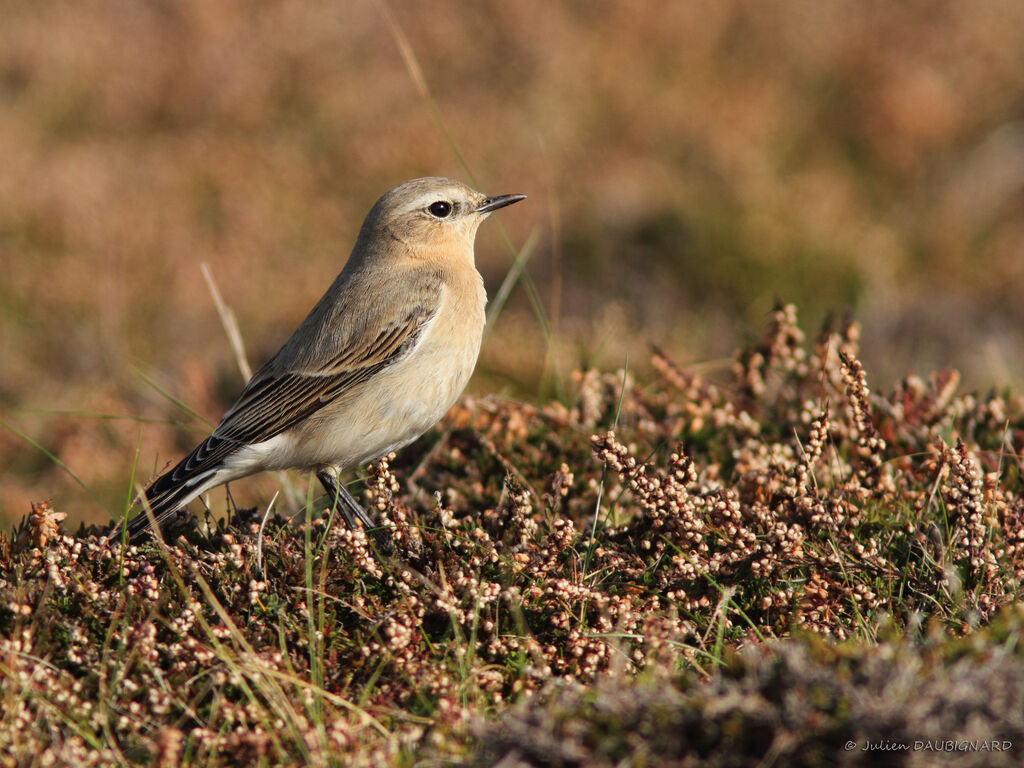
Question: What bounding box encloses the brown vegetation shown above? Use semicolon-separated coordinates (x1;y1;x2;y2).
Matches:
3;1;1024;525
3;305;1024;765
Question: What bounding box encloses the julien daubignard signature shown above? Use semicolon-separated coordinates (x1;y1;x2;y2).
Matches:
847;739;1013;753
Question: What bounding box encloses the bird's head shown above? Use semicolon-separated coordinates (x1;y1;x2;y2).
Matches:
356;177;525;263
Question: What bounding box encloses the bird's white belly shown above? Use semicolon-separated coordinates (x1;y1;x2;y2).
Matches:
334;352;472;466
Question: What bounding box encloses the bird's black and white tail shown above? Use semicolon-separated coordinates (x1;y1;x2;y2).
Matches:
121;436;235;541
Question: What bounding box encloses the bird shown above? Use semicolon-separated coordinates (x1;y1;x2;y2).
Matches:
121;177;526;547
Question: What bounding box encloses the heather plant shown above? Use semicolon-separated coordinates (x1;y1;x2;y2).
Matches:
3;305;1024;765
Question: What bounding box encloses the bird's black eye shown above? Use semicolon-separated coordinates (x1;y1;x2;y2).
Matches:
428;200;453;218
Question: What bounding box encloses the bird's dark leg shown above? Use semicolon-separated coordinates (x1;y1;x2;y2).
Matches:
317;469;393;554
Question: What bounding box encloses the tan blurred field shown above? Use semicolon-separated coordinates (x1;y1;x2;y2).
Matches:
2;0;1023;527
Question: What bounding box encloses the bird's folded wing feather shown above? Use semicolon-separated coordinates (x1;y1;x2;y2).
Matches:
219;306;438;445
173;276;444;473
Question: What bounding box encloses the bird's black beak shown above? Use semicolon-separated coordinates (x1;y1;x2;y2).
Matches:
476;194;527;214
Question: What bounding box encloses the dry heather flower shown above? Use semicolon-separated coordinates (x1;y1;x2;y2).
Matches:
154;727;183;768
572;368;605;428
811;315;860;391
332;527;383;580
494;475;537;551
838;349;887;483
788;405;829;499
542;463;574;510
363;452;419;550
365;453;401;512
15;500;68;549
997;501;1024;584
735;303;808;398
941;438;999;592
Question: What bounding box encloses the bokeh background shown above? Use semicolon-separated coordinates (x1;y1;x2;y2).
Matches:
3;0;1023;527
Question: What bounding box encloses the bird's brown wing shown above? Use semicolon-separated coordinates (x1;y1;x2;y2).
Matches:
229;315;430;436
210;303;438;457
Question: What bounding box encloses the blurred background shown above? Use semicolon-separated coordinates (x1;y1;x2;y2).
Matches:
2;0;1023;527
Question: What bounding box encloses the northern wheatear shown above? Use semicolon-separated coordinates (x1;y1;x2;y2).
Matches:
125;177;525;546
